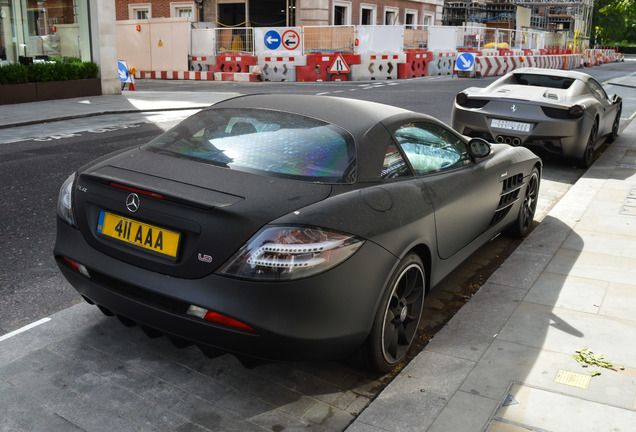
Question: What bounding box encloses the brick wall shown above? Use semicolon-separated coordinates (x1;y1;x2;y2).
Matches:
115;0;173;20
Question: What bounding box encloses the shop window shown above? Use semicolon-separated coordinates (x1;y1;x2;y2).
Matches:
1;0;92;64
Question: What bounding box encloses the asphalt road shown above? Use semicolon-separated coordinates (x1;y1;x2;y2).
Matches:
2;63;635;336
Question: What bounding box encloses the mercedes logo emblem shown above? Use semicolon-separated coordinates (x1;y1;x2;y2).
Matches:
126;193;140;213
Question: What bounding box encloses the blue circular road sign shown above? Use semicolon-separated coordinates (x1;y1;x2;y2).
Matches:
456;52;476;71
118;61;130;82
264;30;281;50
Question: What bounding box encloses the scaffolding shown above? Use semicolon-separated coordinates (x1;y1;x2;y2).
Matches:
443;0;594;46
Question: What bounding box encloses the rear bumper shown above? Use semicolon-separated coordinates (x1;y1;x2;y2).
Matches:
54;219;398;362
452;106;589;159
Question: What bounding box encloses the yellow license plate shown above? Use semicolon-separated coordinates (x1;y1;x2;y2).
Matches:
97;211;180;259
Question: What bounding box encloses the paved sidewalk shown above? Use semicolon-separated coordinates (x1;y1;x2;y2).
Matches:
0;91;234;129
348;119;636;431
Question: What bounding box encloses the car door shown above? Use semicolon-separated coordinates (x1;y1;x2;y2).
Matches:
587;78;616;135
389;120;505;260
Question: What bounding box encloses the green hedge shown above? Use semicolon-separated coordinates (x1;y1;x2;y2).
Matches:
0;60;99;86
616;46;636;54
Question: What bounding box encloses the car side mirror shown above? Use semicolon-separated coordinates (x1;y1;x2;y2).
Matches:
467;138;491;160
611;94;621;104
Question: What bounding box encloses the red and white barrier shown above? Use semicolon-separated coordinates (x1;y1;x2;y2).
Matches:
136;71;215;80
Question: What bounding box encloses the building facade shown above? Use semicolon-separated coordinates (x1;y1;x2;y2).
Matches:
1;0;119;94
114;0;444;27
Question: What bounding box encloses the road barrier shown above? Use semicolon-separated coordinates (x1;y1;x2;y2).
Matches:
127;23;621;83
354;52;406;80
427;51;457;76
259;55;307;82
397;50;431;79
295;53;361;82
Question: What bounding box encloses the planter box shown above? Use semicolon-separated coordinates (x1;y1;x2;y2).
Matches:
0;82;38;105
36;78;102;102
0;78;102;105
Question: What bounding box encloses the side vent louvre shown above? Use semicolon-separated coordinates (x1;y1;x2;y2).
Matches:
490;173;524;227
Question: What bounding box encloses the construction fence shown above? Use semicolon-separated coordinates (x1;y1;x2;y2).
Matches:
116;20;623;83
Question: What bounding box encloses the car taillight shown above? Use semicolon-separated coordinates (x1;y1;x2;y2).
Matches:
186;306;255;333
57;173;78;228
456;92;469;106
218;226;364;281
568;104;584;118
61;256;91;277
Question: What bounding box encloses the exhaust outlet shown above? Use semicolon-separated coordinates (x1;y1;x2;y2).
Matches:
496;136;505;143
505;137;512;144
512;137;521;146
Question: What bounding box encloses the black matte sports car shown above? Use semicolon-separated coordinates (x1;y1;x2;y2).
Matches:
452;68;622;168
55;94;541;372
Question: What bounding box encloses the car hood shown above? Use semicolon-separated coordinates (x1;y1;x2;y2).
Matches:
74;147;333;278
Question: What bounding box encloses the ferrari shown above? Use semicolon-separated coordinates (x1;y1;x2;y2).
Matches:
55;94;541;372
452;68;622;167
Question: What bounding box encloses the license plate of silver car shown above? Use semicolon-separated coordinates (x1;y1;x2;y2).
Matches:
491;119;531;133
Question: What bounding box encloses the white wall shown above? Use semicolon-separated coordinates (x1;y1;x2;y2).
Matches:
117;18;190;72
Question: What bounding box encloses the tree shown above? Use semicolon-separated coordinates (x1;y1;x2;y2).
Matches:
593;0;636;44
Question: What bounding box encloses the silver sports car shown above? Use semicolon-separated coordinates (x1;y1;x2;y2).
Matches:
451;68;622;167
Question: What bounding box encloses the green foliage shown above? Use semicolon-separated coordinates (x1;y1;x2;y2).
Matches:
0;63;29;85
574;348;624;377
0;60;99;85
593;0;636;44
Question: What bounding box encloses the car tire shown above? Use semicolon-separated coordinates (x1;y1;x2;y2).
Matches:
577;120;598;168
508;167;540;238
606;107;621;143
361;252;425;374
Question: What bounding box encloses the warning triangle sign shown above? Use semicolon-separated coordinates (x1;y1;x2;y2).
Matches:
328;53;351;74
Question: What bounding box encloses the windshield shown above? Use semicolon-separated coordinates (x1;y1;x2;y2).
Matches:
144;108;357;183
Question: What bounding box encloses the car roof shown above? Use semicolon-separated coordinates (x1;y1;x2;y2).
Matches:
511;67;592;81
210;94;413;136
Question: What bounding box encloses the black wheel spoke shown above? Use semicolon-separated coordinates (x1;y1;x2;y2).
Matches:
376;257;426;369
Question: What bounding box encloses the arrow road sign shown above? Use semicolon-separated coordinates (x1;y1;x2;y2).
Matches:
118;60;130;82
264;30;281;50
455;52;476;71
282;30;300;51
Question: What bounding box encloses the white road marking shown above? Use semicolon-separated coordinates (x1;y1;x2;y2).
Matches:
0;318;51;342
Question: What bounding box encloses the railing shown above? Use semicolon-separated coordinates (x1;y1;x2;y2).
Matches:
215;27;254;55
199;24;589;57
403;25;429;50
302;25;355;54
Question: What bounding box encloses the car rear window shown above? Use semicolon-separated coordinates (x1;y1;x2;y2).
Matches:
513;73;575;89
144;108;356;183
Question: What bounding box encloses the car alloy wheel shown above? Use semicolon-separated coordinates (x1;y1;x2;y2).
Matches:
607;107;621;143
363;253;425;373
510;167;540;238
579;120;598;168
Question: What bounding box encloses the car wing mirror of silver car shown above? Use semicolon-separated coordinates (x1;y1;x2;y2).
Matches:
610;94;622;105
467;138;492;161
